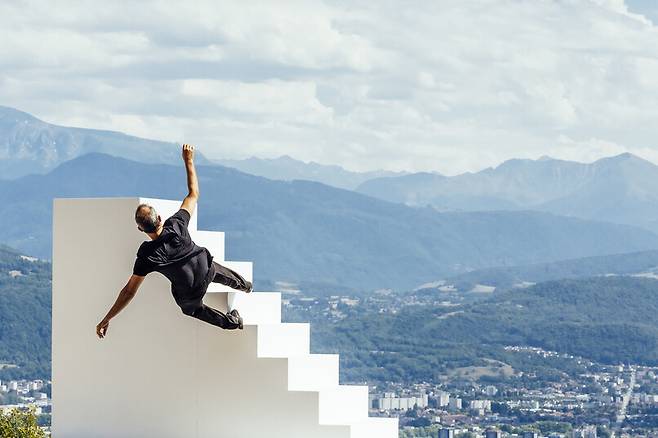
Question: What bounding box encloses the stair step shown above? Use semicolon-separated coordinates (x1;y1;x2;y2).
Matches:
228;292;281;324
349;417;399;437
288;354;339;391
202;292;281;325
189;229;225;261
318;385;369;425
206;261;253;292
138;197;198;231
256;323;310;358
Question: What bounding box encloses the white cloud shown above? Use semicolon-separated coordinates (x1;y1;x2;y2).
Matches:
2;0;658;174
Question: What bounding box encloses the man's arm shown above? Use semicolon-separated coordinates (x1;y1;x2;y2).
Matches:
96;274;145;339
180;143;199;217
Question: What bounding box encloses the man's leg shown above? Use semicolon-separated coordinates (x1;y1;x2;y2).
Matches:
211;261;252;292
179;299;242;330
191;303;242;330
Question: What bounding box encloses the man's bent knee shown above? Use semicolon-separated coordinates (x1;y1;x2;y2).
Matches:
180;303;201;317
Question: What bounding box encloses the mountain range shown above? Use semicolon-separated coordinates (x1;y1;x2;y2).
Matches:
0;105;402;189
5;105;658;237
3;153;658;290
4;105;658;291
357;153;658;233
0;106;210;179
214;155;408;190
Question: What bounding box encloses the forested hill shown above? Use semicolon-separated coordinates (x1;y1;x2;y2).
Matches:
0;245;50;379
4;254;658;381
312;276;658;383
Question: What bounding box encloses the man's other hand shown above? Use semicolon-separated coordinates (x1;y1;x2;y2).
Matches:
96;318;110;339
182;143;195;163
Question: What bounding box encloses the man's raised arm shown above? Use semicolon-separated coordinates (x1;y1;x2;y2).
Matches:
180;143;199;217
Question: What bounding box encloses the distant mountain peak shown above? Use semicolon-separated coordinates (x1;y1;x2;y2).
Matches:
0;105;212;179
495;157;536;170
609;152;643;162
277;154;298;163
595;152;656;168
215;154;409;190
0;105;40;123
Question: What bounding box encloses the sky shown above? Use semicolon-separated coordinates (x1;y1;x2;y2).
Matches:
2;0;658;175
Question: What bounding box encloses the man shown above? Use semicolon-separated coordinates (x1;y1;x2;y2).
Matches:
96;144;252;339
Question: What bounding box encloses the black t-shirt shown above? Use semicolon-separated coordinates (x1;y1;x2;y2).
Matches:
133;209;213;298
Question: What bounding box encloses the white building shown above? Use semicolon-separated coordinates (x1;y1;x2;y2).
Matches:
436;391;450;407
469;400;491;411
374;393;428;410
448;397;462;411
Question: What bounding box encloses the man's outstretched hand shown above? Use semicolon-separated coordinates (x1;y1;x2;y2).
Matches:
182;143;195;163
96;318;110;339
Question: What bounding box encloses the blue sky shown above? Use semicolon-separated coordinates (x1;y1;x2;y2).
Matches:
2;0;658;174
627;0;658;21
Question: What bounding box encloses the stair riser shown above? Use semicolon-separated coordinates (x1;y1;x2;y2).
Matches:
288;355;340;391
319;386;370;425
189;229;225;261
203;292;281;325
349;418;399;438
257;324;310;358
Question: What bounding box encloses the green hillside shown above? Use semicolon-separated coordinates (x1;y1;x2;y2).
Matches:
3;250;658;383
0;246;50;379
307;276;658;383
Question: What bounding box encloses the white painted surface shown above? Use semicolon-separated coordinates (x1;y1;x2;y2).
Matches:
288;354;340;391
189;229;225;261
319;385;370;425
52;197;397;437
227;291;282;324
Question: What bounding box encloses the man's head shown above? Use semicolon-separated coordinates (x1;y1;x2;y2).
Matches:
135;204;161;234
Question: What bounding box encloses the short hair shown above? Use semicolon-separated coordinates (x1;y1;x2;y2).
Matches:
135;204;160;233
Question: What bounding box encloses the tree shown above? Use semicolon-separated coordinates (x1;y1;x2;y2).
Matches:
0;407;46;438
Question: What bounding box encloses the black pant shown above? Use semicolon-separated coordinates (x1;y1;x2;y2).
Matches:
177;261;251;330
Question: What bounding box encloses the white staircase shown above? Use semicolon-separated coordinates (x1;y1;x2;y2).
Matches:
52;197;397;438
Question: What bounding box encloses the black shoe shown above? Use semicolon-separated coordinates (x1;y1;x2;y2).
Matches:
229;309;244;330
243;281;253;293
